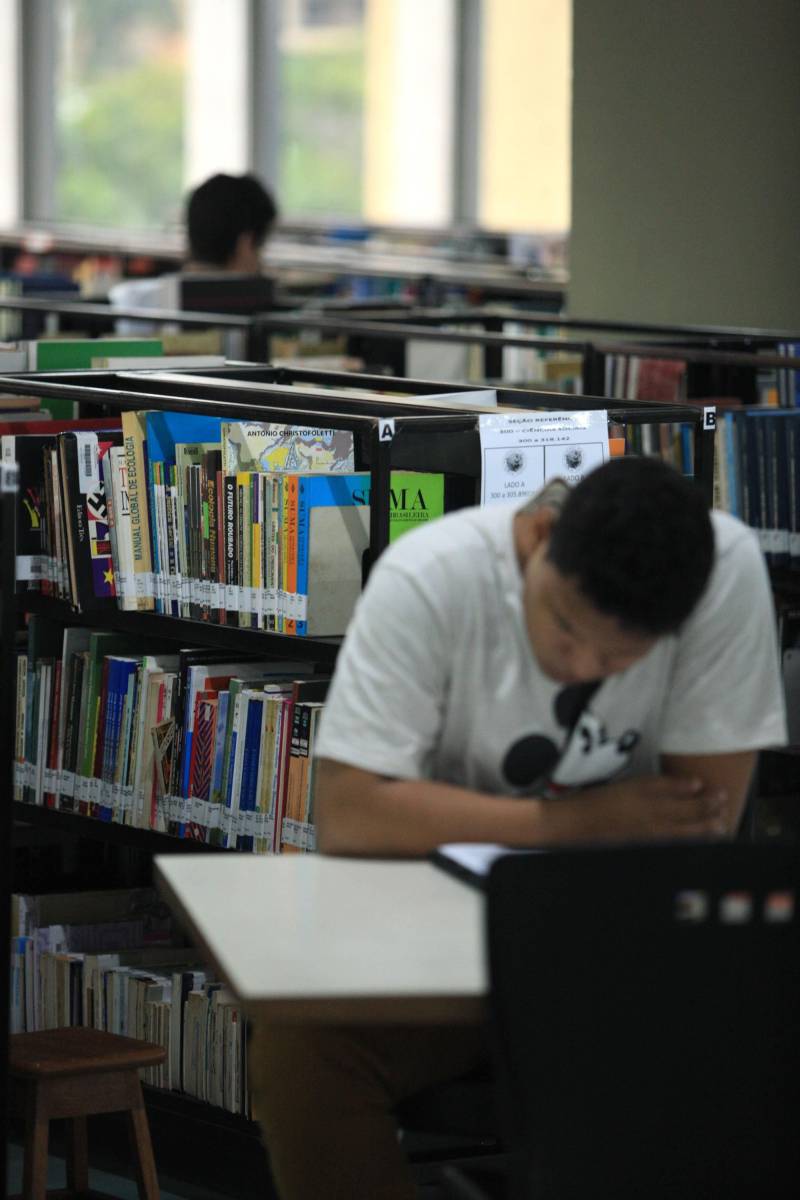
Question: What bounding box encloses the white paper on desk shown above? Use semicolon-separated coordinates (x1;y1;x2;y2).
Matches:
437;843;543;879
479;409;608;507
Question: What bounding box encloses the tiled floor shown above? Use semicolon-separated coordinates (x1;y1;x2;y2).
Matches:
6;1140;234;1200
6;1141;459;1198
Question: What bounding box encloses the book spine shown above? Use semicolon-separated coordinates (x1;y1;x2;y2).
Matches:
113;446;138;612
236;471;251;628
223;475;238;628
284;474;299;636
42;660;61;808
122;411;154;611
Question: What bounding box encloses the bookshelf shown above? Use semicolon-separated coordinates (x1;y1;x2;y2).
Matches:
0;223;567;308
0;364;715;1183
4;294;798;413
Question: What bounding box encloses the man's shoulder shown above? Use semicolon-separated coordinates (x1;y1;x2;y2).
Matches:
710;509;761;566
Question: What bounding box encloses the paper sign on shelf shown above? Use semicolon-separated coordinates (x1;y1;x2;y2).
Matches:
478;410;609;507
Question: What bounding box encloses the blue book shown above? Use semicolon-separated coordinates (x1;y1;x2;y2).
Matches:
734;411;750;529
237;692;265;852
98;657;122;818
679;424;694;477
100;657;139;820
723;412;739;517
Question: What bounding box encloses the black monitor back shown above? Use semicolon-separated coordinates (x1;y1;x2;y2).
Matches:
179;273;274;315
487;843;800;1199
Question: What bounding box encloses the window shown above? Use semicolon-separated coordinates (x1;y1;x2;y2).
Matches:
16;0;571;242
25;0;248;232
477;0;571;243
51;0;187;229
276;0;366;219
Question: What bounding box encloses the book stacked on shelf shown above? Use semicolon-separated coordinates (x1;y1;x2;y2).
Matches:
0;335;226;373
9;889;249;1114
604;354;687;403
15;616;327;851
5;410;446;636
681;404;800;571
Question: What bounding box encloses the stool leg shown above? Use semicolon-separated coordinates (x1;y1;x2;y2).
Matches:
22;1083;49;1200
66;1116;89;1195
126;1077;160;1200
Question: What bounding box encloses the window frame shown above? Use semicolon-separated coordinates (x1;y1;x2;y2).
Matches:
15;0;529;237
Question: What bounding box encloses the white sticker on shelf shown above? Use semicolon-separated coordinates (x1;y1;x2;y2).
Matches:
16;555;46;582
74;432;100;494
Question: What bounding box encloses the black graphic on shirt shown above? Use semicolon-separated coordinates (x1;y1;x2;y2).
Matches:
501;682;639;795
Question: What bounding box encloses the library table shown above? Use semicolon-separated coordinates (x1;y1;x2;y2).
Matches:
154;855;485;1024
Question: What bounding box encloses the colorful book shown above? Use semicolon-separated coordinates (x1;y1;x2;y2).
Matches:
220;421;355;476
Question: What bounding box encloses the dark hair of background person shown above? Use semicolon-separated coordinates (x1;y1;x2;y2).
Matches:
547;456;715;636
186;173;278;267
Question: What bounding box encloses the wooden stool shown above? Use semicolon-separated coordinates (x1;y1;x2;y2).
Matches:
9;1027;167;1200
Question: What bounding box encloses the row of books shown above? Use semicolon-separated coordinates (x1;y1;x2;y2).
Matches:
16;618;327;851
0;334;226;373
4;408;445;636
604;348;800;411
714;406;800;569
622;419;695;476
604;354;688;404
9;891;248;1114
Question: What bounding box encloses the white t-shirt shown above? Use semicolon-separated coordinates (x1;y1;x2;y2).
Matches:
315;503;787;796
108;274;180;335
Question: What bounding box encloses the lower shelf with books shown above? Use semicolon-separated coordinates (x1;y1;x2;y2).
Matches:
10;888;255;1118
16;613;329;854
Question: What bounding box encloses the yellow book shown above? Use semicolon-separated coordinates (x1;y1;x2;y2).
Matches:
121;410;154;611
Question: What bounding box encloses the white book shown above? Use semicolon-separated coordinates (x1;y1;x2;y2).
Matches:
305;503;370;636
90;354;226;370
109;445;138;611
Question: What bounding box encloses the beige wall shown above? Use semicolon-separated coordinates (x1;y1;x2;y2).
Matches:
479;0;571;233
570;0;800;327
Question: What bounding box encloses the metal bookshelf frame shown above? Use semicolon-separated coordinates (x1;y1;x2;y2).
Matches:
0;365;715;1172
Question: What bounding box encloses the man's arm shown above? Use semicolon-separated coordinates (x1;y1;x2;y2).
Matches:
661;750;757;834
315;759;729;857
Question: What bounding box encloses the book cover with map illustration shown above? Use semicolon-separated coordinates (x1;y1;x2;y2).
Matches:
220;421;355;476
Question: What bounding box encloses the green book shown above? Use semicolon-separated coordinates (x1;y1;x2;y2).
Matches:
78;632;139;790
31;340;164;419
33;338;164;371
388;472;445;542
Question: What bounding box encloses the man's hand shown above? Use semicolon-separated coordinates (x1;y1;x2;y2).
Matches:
539;773;730;845
315;760;731;857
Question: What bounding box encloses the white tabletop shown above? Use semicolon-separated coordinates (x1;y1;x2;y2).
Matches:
154;855;486;1024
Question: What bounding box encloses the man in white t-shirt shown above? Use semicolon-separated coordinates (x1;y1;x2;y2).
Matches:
108;172;277;333
252;456;787;1200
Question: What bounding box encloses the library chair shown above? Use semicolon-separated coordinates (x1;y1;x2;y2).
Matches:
9;1026;166;1200
447;841;800;1200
